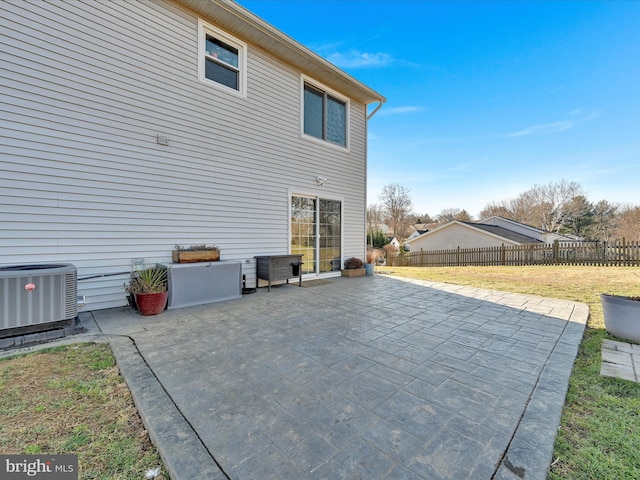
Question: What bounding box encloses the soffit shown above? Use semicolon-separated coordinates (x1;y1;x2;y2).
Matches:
175;0;385;105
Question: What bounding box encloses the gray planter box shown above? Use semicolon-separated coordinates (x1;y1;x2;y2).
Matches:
601;294;640;343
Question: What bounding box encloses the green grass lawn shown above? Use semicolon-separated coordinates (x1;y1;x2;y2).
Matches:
386;266;640;480
0;343;166;480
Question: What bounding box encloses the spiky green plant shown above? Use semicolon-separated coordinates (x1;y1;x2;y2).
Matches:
124;264;167;295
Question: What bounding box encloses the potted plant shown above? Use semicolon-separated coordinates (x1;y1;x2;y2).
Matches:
342;257;366;277
172;244;220;263
601;293;640;343
365;249;376;276
125;264;168;316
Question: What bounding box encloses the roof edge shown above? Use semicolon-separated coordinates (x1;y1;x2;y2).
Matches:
406;220;526;246
175;0;386;105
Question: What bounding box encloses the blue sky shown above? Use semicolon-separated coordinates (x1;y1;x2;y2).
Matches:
238;1;640;218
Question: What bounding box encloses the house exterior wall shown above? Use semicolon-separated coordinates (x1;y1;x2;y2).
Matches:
408;223;520;251
541;232;581;243
0;0;370;310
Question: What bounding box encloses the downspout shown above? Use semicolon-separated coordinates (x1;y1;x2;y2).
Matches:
364;98;385;261
367;98;386;121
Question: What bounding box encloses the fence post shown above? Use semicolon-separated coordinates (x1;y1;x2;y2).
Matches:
501;244;505;266
553;240;559;265
457;246;460;266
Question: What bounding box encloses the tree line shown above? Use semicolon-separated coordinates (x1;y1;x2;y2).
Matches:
368;180;640;245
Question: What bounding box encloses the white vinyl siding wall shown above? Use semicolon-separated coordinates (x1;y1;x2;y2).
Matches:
0;0;368;310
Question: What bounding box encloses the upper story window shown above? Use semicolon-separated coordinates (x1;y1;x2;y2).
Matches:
198;19;247;96
303;81;348;148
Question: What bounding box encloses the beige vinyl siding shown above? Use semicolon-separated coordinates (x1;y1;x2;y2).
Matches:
0;0;368;310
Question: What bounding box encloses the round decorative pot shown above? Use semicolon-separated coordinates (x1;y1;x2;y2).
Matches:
135;291;168;316
601;294;640;343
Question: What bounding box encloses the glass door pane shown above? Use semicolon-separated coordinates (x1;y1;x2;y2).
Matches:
319;199;341;273
291;196;316;275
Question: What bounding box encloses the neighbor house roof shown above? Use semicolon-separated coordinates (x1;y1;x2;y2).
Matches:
461;223;543;244
480;216;547;234
406;220;544;246
176;0;386;105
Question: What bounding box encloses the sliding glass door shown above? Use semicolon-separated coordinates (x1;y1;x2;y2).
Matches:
291;196;317;275
291;195;342;275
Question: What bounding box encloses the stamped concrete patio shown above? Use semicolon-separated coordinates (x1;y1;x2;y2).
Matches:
84;274;587;480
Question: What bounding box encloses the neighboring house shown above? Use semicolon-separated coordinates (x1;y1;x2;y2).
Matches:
388;237;402;250
479;216;582;243
406;229;429;242
0;0;385;311
406;216;579;251
379;223;416;245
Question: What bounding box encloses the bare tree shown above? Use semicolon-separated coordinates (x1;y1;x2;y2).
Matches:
561;195;594;237
435;208;473;224
366;203;385;248
478;202;513;221
590;200;619;243
480;180;585;232
479;196;539;224
615;205;640;242
379;184;413;242
366;204;384;233
524;180;585;232
414;213;434;225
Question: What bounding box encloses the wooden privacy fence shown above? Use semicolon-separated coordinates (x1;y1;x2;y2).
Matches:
388;240;640;267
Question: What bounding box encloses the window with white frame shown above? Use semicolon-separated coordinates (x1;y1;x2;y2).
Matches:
198;20;246;95
303;82;348;147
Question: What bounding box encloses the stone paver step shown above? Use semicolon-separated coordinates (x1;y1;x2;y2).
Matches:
601;339;640;383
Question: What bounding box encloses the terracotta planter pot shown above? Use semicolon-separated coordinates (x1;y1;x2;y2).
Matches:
135;291;168;316
601;294;640;343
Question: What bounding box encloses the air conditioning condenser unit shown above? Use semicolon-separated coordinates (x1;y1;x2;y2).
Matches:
0;263;78;336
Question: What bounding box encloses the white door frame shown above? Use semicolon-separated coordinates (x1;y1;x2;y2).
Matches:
289;191;344;278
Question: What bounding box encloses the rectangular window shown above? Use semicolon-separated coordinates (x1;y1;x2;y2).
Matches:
205;36;239;89
198;20;246;96
303;82;347;147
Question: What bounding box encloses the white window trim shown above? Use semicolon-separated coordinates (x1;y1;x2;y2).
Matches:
198;19;247;98
300;75;350;151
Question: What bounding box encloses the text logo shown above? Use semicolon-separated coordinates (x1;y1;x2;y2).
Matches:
0;455;78;479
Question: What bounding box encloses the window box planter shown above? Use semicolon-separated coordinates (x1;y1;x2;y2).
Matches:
341;268;366;277
172;250;220;263
342;257;365;277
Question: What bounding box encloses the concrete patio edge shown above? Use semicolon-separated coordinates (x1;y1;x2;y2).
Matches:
107;334;228;480
495;302;589;479
0;315;227;480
